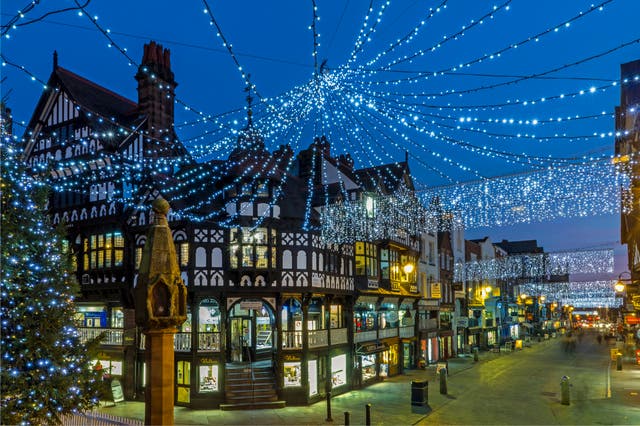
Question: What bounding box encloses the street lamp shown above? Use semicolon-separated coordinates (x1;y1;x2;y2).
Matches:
615;271;631;293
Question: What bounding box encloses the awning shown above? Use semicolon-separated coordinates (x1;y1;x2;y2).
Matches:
356;343;389;355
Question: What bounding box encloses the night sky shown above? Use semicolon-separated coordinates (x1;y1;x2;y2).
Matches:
2;0;639;275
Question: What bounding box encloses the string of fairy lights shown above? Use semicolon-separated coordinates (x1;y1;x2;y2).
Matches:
516;281;621;308
2;0;638;234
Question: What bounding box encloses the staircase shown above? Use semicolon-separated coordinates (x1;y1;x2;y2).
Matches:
220;362;285;410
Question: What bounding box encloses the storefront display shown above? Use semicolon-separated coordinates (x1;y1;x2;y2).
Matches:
331;354;347;387
308;360;318;396
198;365;218;392
283;362;302;387
361;354;377;381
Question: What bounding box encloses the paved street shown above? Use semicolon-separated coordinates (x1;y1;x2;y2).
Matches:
96;333;640;425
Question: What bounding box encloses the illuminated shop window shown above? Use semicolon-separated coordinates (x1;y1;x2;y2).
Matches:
229;227;274;269
198;365;218;392
283;362;302;387
331;354;346;387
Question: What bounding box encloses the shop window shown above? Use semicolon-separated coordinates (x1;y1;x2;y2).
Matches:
111;308;124;328
198;365;218;392
83;231;124;270
380;249;389;279
308;359;318;396
180;312;192;332
198;299;220;332
353;306;376;332
331;354;346;388
135;247;142;270
177;361;191;403
283;362;302;387
92;359;122;376
355;242;378;278
330;304;343;328
256;181;269;197
308;298;325;330
361;354;377;381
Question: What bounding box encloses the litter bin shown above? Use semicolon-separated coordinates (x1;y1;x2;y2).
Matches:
411;380;428;406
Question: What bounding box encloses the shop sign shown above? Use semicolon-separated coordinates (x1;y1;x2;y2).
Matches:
455;291;465;298
430;282;441;299
367;279;379;289
284;354;301;362
624;315;640;325
111;378;124;403
200;357;216;365
240;300;263;310
357;343;388;354
457;317;469;328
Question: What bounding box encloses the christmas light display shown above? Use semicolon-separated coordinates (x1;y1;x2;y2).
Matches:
0;140;102;425
3;1;638;231
456;248;613;282
516;281;621;308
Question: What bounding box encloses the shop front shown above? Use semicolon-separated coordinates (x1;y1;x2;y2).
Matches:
419;331;439;364
438;330;453;359
227;298;275;363
355;342;388;387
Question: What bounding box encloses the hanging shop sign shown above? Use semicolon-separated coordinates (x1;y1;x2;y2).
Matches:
240;300;263;311
356;342;389;355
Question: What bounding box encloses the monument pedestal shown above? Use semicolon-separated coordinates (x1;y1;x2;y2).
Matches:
144;328;177;426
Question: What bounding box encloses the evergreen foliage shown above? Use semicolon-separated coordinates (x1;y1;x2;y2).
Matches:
1;140;102;425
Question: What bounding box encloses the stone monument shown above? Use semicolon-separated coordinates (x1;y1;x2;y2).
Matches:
135;196;187;425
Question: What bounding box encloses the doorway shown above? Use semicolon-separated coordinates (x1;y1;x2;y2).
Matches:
227;299;275;363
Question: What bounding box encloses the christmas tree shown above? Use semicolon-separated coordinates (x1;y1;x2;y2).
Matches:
1;139;103;425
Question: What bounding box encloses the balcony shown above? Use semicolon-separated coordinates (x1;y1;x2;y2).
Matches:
198;332;221;352
354;330;377;343
308;329;328;348
419;318;438;330
399;325;415;338
378;328;398;339
282;330;303;350
78;327;123;345
331;327;348;345
174;332;192;352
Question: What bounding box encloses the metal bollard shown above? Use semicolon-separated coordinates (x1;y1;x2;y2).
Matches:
560;376;570;405
325;391;333;422
616;353;622;371
473;347;479;362
365;403;371;426
344;411;350;426
439;368;447;395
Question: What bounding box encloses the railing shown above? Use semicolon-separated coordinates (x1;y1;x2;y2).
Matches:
418;318;438;330
354;330;377;343
198;332;221;352
331;327;348;345
378;328;398;339
399;326;415;338
62;410;143;425
78;327;124;345
282;330;303;350
308;329;328;348
174;332;192;352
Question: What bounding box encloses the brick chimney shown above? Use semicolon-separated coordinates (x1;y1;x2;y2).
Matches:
135;41;177;154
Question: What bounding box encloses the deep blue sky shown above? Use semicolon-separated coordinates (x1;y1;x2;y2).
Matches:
2;0;639;275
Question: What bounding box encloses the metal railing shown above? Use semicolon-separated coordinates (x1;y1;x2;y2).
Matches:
354;330;377;343
399;325;415;338
282;330;303;350
419;318;438;330
198;332;221;352
330;327;348;345
78;327;123;345
174;332;191;352
308;329;328;348
378;328;398;339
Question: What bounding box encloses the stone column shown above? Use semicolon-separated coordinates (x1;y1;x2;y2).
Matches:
144;328;177;425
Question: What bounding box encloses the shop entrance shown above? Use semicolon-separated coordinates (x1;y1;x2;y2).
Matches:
227;299;275;363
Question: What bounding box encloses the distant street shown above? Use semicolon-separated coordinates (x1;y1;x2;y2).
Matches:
419;331;639;425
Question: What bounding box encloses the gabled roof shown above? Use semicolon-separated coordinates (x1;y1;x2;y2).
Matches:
55;66;138;121
494;239;544;254
354;160;412;193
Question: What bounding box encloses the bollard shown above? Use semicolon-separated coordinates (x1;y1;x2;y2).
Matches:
365;403;371;426
439;368;447;395
616;353;622;371
344;411;350;426
560;376;570;405
325;391;333;422
473;347;479;362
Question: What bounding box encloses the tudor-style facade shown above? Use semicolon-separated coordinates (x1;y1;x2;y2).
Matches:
21;42;424;409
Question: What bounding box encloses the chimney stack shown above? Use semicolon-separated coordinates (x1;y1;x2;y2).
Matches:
135;41;178;156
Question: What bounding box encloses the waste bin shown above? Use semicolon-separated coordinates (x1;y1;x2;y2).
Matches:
411;380;428;406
